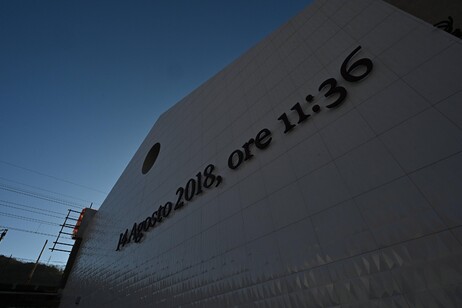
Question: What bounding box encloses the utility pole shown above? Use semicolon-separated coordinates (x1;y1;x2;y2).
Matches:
27;239;48;284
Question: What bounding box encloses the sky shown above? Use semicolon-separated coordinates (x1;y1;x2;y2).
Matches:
0;0;311;270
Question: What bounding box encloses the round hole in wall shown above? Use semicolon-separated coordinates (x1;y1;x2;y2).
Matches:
142;142;161;174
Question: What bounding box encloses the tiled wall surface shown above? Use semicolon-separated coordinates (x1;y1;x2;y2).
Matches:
60;0;462;307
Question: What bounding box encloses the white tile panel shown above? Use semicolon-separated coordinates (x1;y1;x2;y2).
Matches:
410;153;462;228
380;108;462;172
298;162;351;215
344;1;394;40
403;43;462;104
268;182;308;230
355;176;446;247
380;23;455;77
320;108;375;158
435;91;462;130
357;79;430;134
237;170;268;209
335;139;405;196
286;132;331;179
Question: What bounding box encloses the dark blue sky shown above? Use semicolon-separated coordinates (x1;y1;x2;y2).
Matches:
0;0;310;266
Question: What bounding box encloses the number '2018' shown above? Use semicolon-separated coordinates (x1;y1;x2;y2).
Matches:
175;164;222;210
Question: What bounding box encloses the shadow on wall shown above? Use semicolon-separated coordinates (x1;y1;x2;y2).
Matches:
384;0;462;35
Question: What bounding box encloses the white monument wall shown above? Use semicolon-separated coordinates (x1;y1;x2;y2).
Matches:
61;0;462;307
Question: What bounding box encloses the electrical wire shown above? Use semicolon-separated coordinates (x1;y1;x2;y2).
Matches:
0;202;66;220
0;159;108;195
0;183;85;209
0;199;68;216
0;225;57;237
0;212;61;226
0;182;85;207
0;176;98;205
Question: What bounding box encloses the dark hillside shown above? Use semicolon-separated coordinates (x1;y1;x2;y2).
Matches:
0;255;63;286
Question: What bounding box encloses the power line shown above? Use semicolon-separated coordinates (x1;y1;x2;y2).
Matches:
0;176;98;205
0;212;61;226
0;159;108;195
0;225;58;237
0;202;66;220
0;183;85;209
0;182;85;207
0;199;68;216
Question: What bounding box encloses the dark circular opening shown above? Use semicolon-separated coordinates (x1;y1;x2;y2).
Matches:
142;142;161;174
